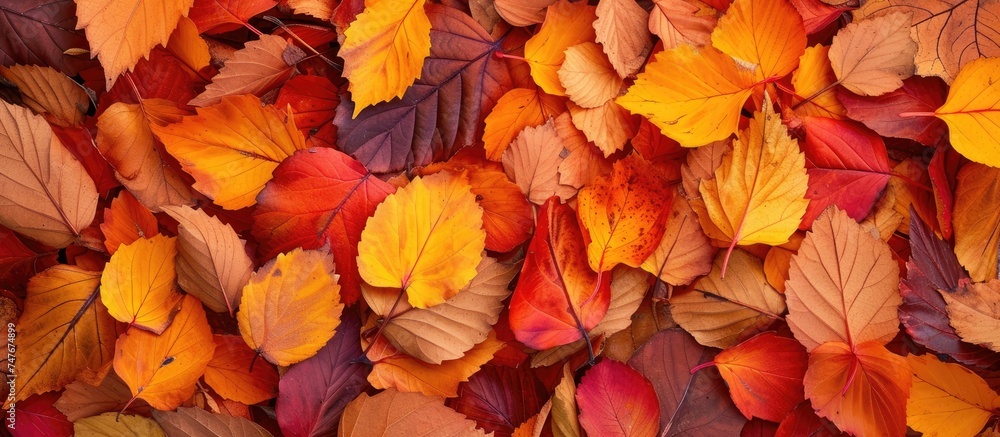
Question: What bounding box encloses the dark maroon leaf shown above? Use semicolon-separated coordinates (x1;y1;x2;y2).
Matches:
742;419;779;437
335;4;512;173
775;401;844;437
276;310;370;437
899;208;1000;367
0;0;97;76
447;364;549;437
628;329;747;436
838;76;948;146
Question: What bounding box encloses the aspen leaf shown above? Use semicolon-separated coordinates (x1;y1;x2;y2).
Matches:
238;247;343;366
804;341;910;437
339;389;490;436
558;42;623;109
152;94;308;209
100;235;184;334
101;190;158;255
0;64;89;127
204;335;279;405
641;192;715;287
357;172;486;309
934;58;1000;168
710;0;806;81
953;163;1000;282
594;0;653;78
785;207;901;351
0;100;97;248
74;0;194;88
114;294;216;411
339;0;431;116
483;87;566;161
698;96;809;273
907;354;1000;437
576;360;660;437
578;153;672;272
502;118;577;205
648;0;718;50
617;44;756;147
523;0;598;96
671;250;785;349
828;12;917;96
189;34;305;107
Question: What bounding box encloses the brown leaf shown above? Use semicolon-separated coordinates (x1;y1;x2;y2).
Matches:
594;0;653;78
0;64;89;127
152;407;272;437
189;34;306;107
502;118;577;204
941;280;1000;352
954;163;1000;282
55;372;150;421
828;13;917;96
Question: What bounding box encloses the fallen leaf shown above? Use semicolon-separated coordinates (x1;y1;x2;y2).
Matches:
828;12;917;96
74;412;166;437
188;0;276;33
55;372;149;421
237;247;343;366
339;0;431;115
152;94;308;209
594;0;653;78
0;64;89;127
449;364;549;436
114;294;216;411
523;0;597;96
494;0;554;26
483;87;566;161
838;75;948;145
274;75;340;140
576;360;660;437
101;190;158;255
464;168;535;252
189;34;305;107
152;407;272;437
568;99;638;157
203;335;279;405
0;0;96;76
907;354;1000;437
789;0;851;34
710;0;806;81
934;57;1000;168
339;389;490;436
670;250;785;349
0;100;97;248
953;163;1000;282
502;118;577;204
100;235;184;333
940;280;1000;353
558;42;623;108
556;113;611;190
791;45;847;120
641;192;715;287
552;364;581;437
648;0;718;50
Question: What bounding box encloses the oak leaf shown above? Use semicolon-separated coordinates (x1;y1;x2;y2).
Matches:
339;0;431;116
828;12;917;96
74;0;194;88
523;0;597;96
189;34;305;107
576;360;660;437
101;190;158;255
483;87;566;161
237;247;343;366
0;100;97;248
151;94;308;209
907;354;1000;437
934;58;1000;168
558;42;623;109
647;0;718;50
114;294;216;411
204;335;279;405
711;0;806;81
594;0;653;78
953;163;1000;282
100;235;184;333
357;171;485;309
0;64;89;127
339;389;490;436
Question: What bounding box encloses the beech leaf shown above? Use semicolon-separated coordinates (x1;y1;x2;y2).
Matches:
339;389;490;437
827;13;917;96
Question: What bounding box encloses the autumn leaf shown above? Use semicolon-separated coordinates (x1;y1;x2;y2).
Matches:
237;247;343;366
0;100;98;248
552;364;581;437
697;95;809;273
523;0;597;96
641;193;715;287
576;360;660;437
189;34;305;107
483;87;566;160
933;58;1000;168
558;42;624;109
791;45;846;120
907;354;1000;437
594;0;652;78
152;407;272;437
114;294;216;411
357;171;485;309
100;235;184;333
75;413;165;436
502;118;577;204
940;280;1000;353
953;163;1000;282
0;0;96;76
0;64;89;127
188;0;277;33
449;364;550;436
568;99;638;157
55;372;148;421
711;0;806;81
101;190;158;255
75;0;194;88
827;12;917;96
152;94;307;209
839;75;949;145
203;335;279;405
339;0;431;116
339;389;490;436
647;0;718;50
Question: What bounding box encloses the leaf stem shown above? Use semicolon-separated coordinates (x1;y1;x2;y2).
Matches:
898;111;935;118
689;360;717;374
353;287;408;364
790;79;842;110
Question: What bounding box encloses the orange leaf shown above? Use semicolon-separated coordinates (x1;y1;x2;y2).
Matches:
151;94;308;209
339;389;490;436
494;0;554;26
940;280;1000;352
578;153;672;272
711;0;806;81
114;294;216;411
934;57;1000;168
204;335;279;405
237;247;344;366
953;163;1000;282
189;34;305;107
524;0;598;96
339;0;431;115
641;193;715;287
791;45;847;120
502;118;578;204
0;64;89;127
803;341;910;437
558;42;624;109
556;113;611;190
785;207;901;351
617;44;756;146
828;13;917;96
594;0;653;78
483;87;566;161
907;354;1000;437
567;99;638;157
101;190;158;255
576;359;660;437
509;197;611;350
100;235;184;334
648;0;719;50
701;332;807;422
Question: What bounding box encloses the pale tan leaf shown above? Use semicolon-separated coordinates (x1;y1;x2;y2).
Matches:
558;42;623;108
648;0;718;49
189;34;305;107
0;64;89;127
152;407;272;437
552;364;581;437
503;118;577;204
55;373;148;421
594;0;653;77
679;139;727;198
555;113;610;190
494;0;556;27
941;280;1000;353
568;100;638;157
641;193;715;286
339;389;490;437
829;12;917;96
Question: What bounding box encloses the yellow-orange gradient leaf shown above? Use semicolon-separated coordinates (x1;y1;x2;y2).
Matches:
100;235;184;334
953;163;1000;282
100;190;158;255
151;94;307;209
524;0;598;96
357;172;486;309
483;87;566;161
340;0;431;116
237;247;343;366
791;45;847;119
907;354;1000;437
934;58;1000;168
711;0;806;81
558;42;623;109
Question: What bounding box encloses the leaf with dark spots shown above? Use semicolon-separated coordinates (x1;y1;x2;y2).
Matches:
335;4;512;173
447;364;549;436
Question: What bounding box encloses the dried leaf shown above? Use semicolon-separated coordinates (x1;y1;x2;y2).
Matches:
648;0;718;50
707;332;807;422
0;64;89;127
100;235;183;334
502;118;577;204
594;0;653;78
189;34;304;107
152;407;272;437
524;0;597;96
339;389;490;436
828;13;917;96
953;163;1000;282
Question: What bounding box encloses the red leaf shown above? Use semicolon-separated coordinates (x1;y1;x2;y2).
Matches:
253;148;394;305
100;46;213;109
899;210;999;367
838;76;948;146
509;197;611;350
275;75;340;143
775;401;844;437
12;392;73;437
577;359;660;437
787;0;852;34
628;330;747;435
0;226;57;288
334;4;512;173
927;144;966;239
800;117;891;228
276;311;370;437
448;365;549;436
188;0;277;34
51;125;119;196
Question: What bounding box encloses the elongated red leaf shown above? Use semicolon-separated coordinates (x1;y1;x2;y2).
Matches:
838;76;948;146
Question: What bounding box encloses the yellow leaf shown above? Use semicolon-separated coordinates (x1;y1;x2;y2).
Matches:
617;44;756;146
340;0;431;116
75;0;194;89
828;12;917;96
357;172;486;309
237;247;344;366
791;45;847;120
710;0;806;81
167;17;210;73
907;354;1000;437
151;94;308;209
483;87;566;161
935;57;1000;168
698;95;808;268
524;0;598;96
74;413;166;437
101;235;184;334
558;42;623;109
